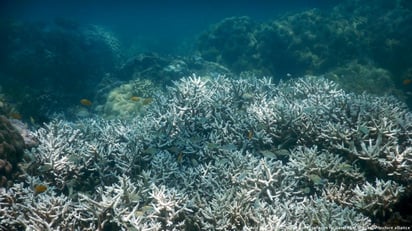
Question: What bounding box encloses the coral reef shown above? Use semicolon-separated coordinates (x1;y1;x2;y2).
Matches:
0;116;25;187
101;78;159;119
1;75;411;230
8;119;38;149
100;53;233;119
117;52;232;85
197;16;259;73
196;0;412;97
0;19;122;120
324;62;398;96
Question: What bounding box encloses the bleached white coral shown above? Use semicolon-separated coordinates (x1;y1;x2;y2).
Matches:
0;177;78;230
3;74;410;230
28;120;88;190
352;179;405;217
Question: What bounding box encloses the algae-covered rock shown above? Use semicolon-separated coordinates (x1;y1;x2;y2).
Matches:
197;16;260;74
197;1;412;83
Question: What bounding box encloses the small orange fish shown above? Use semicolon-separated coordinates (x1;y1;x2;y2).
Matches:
142;97;153;105
130;96;140;102
80;98;92;106
34;184;48;195
403;79;412;85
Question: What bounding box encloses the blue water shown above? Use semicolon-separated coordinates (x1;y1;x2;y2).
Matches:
1;0;338;53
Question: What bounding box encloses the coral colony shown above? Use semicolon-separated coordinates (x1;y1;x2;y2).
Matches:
1;75;411;230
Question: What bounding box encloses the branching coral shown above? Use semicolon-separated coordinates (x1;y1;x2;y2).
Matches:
2;74;411;229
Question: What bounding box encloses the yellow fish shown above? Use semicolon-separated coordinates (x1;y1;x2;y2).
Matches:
130;96;140;102
80;98;92;106
34;184;48;195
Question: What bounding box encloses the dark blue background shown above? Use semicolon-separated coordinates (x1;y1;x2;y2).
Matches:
1;0;340;53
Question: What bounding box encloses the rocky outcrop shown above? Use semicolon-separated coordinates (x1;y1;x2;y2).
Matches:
0;116;25;187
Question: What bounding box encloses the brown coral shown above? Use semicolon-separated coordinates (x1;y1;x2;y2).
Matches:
0;116;25;187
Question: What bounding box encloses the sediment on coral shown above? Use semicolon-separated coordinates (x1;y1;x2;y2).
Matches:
1;75;411;230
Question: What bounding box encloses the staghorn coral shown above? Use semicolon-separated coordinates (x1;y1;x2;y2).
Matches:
1;75;411;229
352;179;405;217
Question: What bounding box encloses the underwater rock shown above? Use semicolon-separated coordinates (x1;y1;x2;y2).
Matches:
118;52;169;81
0;116;25;187
118;52;232;85
0;20;121;118
197;16;260;74
197;2;412;81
